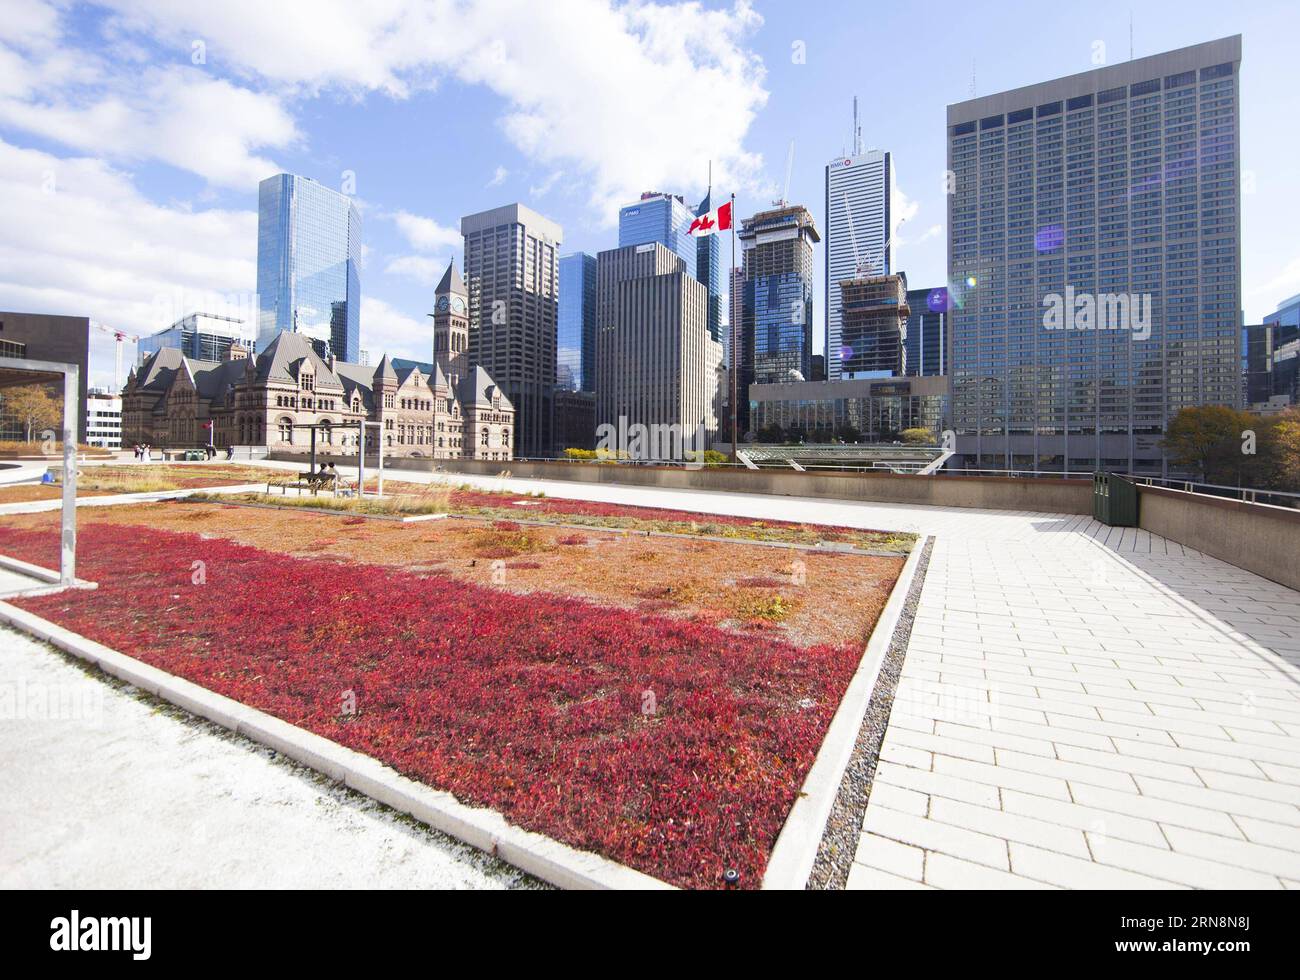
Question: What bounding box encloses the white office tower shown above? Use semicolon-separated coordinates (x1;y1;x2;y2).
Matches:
825;142;894;381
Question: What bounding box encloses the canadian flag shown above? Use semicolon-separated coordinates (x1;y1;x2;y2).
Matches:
688;200;732;236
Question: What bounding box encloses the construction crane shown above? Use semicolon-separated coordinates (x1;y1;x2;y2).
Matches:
91;322;140;392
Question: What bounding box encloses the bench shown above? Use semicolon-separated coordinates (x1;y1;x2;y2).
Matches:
266;472;339;497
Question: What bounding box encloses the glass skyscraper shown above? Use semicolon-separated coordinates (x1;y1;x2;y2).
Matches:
256;173;361;362
618;193;697;279
947;36;1241;474
904;287;948;377
558;252;597;392
695;192;723;344
139;312;255;364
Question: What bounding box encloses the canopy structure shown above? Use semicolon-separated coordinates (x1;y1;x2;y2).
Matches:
0;355;81;588
293;419;385;498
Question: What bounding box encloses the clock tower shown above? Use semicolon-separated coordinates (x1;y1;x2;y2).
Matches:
431;259;470;387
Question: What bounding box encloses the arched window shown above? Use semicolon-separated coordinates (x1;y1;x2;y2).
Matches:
481;427;489;447
278;417;293;443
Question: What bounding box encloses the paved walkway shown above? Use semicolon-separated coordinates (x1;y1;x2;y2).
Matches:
8;457;1300;888
319;463;1299;889
0;627;533;888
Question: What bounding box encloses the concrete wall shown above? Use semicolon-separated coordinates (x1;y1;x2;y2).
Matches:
1138;486;1300;592
414;457;1094;515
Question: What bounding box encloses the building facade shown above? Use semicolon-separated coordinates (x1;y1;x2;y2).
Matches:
750;376;949;443
618;193;698;279
1246;293;1300;409
138;312;256;365
558;252;597;392
86;389;122;449
947;35;1243;475
825;149;893;381
595;243;723;454
0;311;90;442
462;203;562;458
695;191;723;345
839;273;909;378
738;205;819;437
124;280;514;462
904;286;949;378
256;173;362;362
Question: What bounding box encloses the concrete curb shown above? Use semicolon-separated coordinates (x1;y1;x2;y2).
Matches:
760;537;929;889
0;601;672;891
0;483;269;516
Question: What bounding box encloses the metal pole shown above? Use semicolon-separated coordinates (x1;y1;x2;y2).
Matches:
377;424;385;498
730;191;738;464
61;366;78;586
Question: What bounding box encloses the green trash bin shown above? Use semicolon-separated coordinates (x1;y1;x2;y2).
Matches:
1093;472;1139;527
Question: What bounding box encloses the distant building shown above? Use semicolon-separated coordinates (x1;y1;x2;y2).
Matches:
618;192;698;279
0;311;90;442
695;190;723;344
840;273;909;378
738;204;820;437
123;331;514;461
139;312;255;365
86;388;122;449
750;376;949;443
554;389;597;451
825;146;893;381
1246;292;1300;409
256;173;362;362
558;252;597;392
595;243;723;453
904;287;948;377
462;203;562;457
810;354;826;382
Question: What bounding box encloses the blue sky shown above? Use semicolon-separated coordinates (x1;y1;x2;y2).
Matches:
1;0;1296;389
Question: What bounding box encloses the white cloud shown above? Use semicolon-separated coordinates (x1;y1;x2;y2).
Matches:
390;210;461;253
486;165;508;188
383;255;445;286
0;138;257;388
528;170;564;199
359;296;431;362
0;4;297;188
93;0;771;216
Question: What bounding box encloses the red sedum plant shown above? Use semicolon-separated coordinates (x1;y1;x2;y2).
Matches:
2;523;864;889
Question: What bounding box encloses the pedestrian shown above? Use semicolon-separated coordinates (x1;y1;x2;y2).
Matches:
225;444;234;461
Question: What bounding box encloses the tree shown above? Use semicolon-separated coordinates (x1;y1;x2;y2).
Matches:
1;383;62;443
901;427;936;445
1161;405;1279;487
1273;409;1300;492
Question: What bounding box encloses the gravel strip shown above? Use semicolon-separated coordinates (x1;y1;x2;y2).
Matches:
805;535;934;890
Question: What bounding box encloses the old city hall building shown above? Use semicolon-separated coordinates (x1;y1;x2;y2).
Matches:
121;263;515;461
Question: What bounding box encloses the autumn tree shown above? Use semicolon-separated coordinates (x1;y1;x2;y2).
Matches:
1273;409;1300;492
901;427;936;445
1162;405;1281;487
1;383;62;443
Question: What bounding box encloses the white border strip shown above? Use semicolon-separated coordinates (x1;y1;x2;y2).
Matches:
0;601;671;891
760;536;930;889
